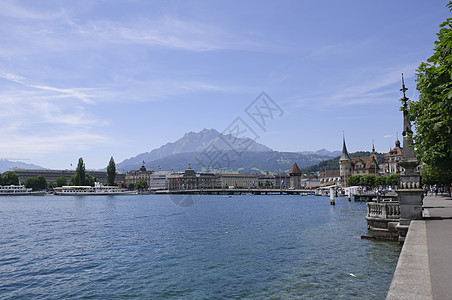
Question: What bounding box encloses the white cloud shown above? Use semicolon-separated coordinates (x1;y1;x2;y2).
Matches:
0;0;66;20
292;64;419;109
0;131;111;157
68;16;258;52
0;71;97;104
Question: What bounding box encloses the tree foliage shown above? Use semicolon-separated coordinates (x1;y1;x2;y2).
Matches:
76;157;86;185
70;173;94;186
386;174;400;186
106;156;116;186
135;180;149;190
409;2;452;184
347;174;399;188
55;176;67;187
420;164;452;185
69;158;94;186
24;175;47;191
347;175;361;187
1;171;19;185
70;157;88;186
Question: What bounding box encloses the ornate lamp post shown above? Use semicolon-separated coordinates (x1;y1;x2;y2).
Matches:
396;74;424;242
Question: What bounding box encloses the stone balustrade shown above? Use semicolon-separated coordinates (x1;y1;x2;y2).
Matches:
367;202;401;219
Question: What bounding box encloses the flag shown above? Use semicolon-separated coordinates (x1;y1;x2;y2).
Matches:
158;165;161;169
143;160;145;164
70;163;72;166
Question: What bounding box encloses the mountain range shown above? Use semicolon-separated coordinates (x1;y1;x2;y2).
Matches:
117;128;272;170
0;160;45;173
0;128;342;174
116;128;336;173
298;149;341;157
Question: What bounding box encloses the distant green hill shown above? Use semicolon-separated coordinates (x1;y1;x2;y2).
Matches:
301;151;385;174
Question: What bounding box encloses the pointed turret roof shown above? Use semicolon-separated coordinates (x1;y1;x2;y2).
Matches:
340;135;351;161
289;162;302;175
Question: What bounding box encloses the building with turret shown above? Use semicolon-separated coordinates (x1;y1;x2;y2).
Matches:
339;136;380;186
380;139;404;174
339;136;352;186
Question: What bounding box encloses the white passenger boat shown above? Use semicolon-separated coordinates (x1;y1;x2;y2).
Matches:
54;182;138;195
0;185;45;196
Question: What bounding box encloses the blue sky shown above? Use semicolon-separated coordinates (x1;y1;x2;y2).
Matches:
0;0;449;170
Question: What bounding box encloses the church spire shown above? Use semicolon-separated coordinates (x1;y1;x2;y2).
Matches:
340;132;351;161
371;139;377;161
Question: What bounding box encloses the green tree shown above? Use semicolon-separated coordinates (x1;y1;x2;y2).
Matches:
135;180;149;190
106;156;116;186
70;173;94;186
376;176;387;187
56;176;67;187
387;174;400;187
24;175;47;191
347;175;361;187
84;174;95;187
0;172;3;185
70;158;87;186
76;157;86;185
2;171;19;185
409;2;452;186
360;175;376;188
420;164;452;186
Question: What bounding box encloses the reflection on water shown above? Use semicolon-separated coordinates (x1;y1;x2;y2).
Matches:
0;195;400;299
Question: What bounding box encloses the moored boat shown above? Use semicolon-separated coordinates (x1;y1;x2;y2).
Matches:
54;182;138;195
0;185;46;196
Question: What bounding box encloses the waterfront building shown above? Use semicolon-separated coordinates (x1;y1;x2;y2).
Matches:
300;174;320;188
318;170;341;186
218;173;258;188
380;139;404;174
11;168;126;185
125;165;153;186
289;163;302;189
274;173;290;188
257;174;276;187
149;171;175;190
167;164;217;190
339;137;380;186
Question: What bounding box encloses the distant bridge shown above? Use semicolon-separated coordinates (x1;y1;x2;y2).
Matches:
154;188;316;195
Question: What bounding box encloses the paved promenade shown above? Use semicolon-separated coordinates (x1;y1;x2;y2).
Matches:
387;194;452;300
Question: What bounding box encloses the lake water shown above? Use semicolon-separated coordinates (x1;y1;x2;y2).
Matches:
0;194;401;299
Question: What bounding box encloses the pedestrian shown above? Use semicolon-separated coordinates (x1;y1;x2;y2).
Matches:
434;184;438;196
